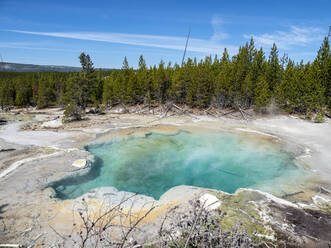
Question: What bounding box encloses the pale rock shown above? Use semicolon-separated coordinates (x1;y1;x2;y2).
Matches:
199;193;221;210
72;159;87;168
312;194;331;209
41;117;63;128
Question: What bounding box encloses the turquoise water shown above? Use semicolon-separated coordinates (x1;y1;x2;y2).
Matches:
52;130;304;200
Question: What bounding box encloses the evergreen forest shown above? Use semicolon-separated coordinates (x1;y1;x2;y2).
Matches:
0;38;330;120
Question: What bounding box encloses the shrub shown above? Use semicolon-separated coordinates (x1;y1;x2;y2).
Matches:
313;112;324;123
63;102;84;123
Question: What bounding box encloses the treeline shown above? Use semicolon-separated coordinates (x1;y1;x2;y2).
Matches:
0;38;330;118
0;68;108;110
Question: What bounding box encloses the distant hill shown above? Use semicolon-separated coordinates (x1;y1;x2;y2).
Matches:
0;62;113;72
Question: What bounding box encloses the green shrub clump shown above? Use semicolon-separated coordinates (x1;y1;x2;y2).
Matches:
313;112;324;123
63;103;83;123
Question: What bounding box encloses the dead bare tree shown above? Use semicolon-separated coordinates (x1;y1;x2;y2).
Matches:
50;193;155;248
40;193;275;248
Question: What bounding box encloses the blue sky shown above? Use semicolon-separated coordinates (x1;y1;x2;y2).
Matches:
0;0;330;68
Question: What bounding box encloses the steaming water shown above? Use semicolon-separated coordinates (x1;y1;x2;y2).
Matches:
52;130;306;200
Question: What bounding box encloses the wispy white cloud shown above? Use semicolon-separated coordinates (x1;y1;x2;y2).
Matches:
6;29;236;55
245;26;325;49
0;41;76;52
210;15;229;42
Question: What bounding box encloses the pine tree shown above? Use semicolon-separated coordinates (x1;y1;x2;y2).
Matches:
14;79;30;107
66;53;97;108
185;58;198;106
122;56;129;70
120;56;131;103
135;55;148;103
155;60;170;103
229;44;251;107
169;64;185;104
254;75;270;112
266;43;282;93
79;52;94;74
0;79;14;109
215;48;231;107
125;69;137;104
102;73;115;106
37;77;55;109
90;69;104;107
15;90;25;106
314;37;330;111
303;62;325;113
195;57;214;108
242;48;266;108
276;60;298;113
64;53;96;121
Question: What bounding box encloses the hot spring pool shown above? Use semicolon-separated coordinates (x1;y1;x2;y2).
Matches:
52;130;307;200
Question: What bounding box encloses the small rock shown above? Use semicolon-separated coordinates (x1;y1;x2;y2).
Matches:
0;119;7;125
312;194;331;210
72;159;87;168
199;193;222;210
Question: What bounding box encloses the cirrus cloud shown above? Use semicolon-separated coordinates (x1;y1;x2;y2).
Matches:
6;29;236;55
245;25;325;49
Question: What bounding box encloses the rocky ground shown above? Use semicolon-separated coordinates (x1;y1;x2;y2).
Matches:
0;106;330;247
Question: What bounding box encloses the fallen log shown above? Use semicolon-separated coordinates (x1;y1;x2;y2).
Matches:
203;106;216;117
241;109;253;116
163;104;172;117
32;233;43;242
204;109;217;117
219;109;237;116
319;186;331;194
172;104;186;114
214;109;223;116
205;106;212;112
120;103;129;113
133;104;139;113
138;104;142;114
238;107;248;121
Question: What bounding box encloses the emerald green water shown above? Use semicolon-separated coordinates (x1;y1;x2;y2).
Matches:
52;130;304;200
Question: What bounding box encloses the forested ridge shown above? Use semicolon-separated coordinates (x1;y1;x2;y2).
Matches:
0;38;330;120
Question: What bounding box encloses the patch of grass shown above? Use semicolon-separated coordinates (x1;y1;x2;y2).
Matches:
313;112;324;123
216;190;276;243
